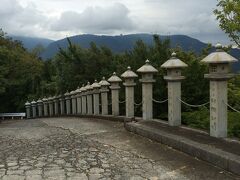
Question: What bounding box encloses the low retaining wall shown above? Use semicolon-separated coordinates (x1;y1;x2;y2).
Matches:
125;120;240;176
69;114;127;122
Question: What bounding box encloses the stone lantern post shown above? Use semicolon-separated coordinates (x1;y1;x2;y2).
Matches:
99;77;110;115
25;101;31;119
76;87;82;115
74;90;78;114
161;52;188;126
108;72;122;116
85;82;93;115
80;85;87;115
53;96;59;116
31;100;37;118
201;43;238;138
137;60;158;120
48;97;54;116
37;99;43;117
92;80;101;115
121;67;138;118
64;91;71;115
70;90;77;115
59;95;65;115
42;97;48;117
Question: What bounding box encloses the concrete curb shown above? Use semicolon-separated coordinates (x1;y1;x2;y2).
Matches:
125;122;240;176
67;114;127;122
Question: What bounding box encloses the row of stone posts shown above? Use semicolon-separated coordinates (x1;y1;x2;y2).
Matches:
25;44;238;138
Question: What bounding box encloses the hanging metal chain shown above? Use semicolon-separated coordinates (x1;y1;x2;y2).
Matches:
223;101;240;114
178;98;209;108
134;101;142;106
119;100;126;104
152;98;168;104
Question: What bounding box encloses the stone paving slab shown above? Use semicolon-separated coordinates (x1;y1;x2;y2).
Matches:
125;119;240;176
0;117;239;179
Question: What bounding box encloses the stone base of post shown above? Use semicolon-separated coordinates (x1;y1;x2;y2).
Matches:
72;98;77;114
32;107;36;118
43;104;48;117
38;106;43;117
209;80;228;138
82;96;87;115
101;92;108;115
93;94;100;115
111;89;119;116
77;97;82;114
26;108;31;119
142;82;153;120
66;99;71;115
54;101;59;116
125;86;135;118
168;81;181;126
60;99;65;115
87;95;93;115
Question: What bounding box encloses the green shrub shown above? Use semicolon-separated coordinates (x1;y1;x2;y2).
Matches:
182;107;210;130
228;112;240;138
182;108;240;138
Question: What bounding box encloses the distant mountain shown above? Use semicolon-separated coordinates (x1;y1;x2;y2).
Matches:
11;36;54;50
10;34;240;72
230;48;240;72
41;34;208;59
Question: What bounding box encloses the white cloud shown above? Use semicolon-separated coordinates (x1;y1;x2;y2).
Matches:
0;0;47;37
51;3;135;34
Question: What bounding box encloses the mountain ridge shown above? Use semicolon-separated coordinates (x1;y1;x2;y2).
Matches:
41;34;208;59
11;35;54;50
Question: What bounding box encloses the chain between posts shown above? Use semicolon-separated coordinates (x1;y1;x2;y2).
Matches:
134;101;142;106
178;98;209;108
223;101;240;114
152;98;168;104
119;100;125;104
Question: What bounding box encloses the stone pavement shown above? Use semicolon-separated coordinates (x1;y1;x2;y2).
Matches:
0;117;239;180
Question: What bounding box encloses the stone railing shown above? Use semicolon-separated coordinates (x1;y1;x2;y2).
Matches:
25;44;239;138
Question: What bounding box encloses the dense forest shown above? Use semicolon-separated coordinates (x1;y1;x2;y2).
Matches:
0;29;240;137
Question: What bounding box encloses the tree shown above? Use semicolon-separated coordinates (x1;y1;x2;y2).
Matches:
214;0;240;46
31;44;45;58
228;74;240;110
0;29;44;112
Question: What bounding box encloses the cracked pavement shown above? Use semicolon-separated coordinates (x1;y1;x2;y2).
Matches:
0;117;239;180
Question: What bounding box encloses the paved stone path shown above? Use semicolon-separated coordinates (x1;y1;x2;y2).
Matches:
0;117;239;180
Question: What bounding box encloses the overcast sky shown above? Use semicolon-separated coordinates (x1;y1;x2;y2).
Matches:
0;0;231;44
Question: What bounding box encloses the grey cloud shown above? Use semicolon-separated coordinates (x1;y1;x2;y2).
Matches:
0;0;47;37
0;0;230;44
0;0;21;16
138;0;230;44
51;3;135;34
140;0;218;33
